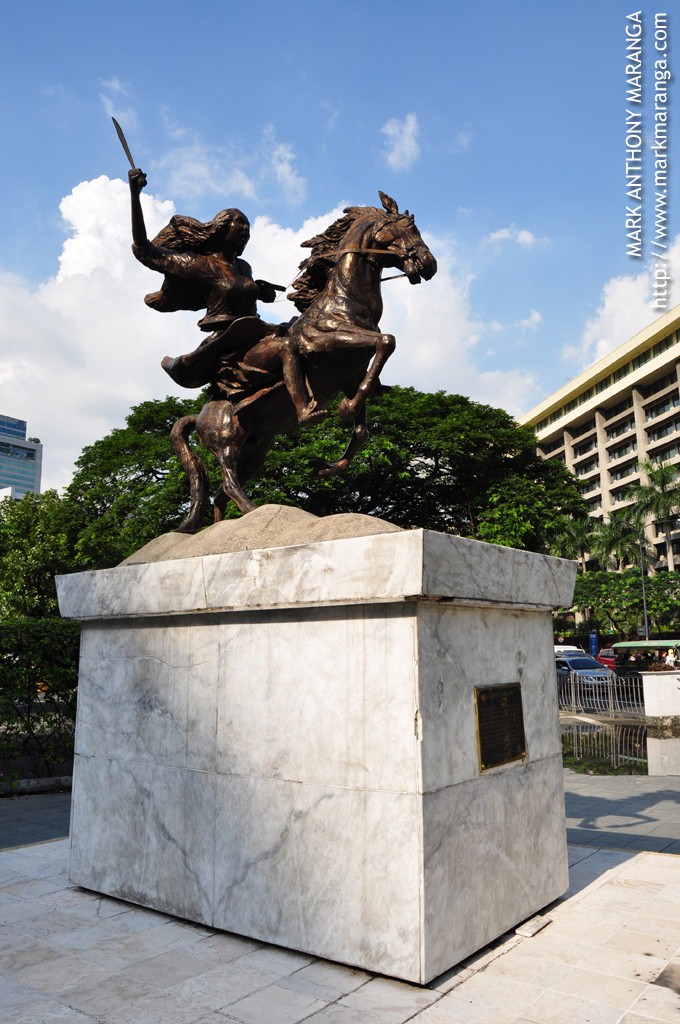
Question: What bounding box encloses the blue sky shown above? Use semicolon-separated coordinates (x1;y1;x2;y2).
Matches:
1;1;678;488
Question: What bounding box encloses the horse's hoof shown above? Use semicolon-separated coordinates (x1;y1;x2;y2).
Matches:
298;407;328;427
316;459;348;478
337;399;355;423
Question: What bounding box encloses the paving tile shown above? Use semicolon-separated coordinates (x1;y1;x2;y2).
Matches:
58;971;157;1018
103;988;211;1024
1;996;96;1023
121;946;214;988
186;931;263;964
607;924;680;961
12;951;110;997
339;976;437;1022
413;993;517;1023
549;965;647;1010
477;951;571;988
0;937;69;975
165;959;279;1012
240;944;316;977
513;988;621;1024
627;980;680;1022
617;1014;679;1024
578;944;667;984
439;971;542;1017
296;1005;384;1024
225;981;328;1023
278;959;370;1001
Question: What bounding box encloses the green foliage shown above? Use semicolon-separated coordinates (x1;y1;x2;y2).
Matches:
248;387;586;544
0;490;83;617
0;619;80;781
572;569;680;635
626;459;680;571
0;387;588;623
65;394;208;567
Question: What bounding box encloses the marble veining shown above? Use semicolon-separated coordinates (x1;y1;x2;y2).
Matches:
65;527;574;983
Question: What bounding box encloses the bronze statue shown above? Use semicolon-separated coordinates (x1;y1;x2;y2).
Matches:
127;167;437;529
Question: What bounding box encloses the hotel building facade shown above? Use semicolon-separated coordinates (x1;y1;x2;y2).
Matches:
519;304;680;567
0;414;43;499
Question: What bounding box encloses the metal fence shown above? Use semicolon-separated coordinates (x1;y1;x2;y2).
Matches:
561;721;648;768
557;671;645;719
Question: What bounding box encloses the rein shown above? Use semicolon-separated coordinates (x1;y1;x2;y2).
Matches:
330;246;409;282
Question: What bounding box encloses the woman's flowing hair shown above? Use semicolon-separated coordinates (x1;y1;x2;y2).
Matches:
144;210;245;313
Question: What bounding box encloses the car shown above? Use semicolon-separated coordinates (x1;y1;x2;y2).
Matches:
554;645;583;655
555;653;613;685
596;648;617;670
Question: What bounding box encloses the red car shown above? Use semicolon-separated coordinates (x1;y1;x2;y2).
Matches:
596;648;617;670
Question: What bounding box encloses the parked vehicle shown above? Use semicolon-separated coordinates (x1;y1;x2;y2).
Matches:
555;653;612;685
554;644;583;655
596;648;617;671
611;640;680;671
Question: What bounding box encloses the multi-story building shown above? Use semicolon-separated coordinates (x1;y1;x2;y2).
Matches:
519;304;680;567
0;414;43;499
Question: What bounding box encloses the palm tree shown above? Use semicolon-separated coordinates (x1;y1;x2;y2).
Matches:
550;515;596;572
588;507;652;571
626;459;680;571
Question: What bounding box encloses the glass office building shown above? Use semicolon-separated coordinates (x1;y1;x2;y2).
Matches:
0;415;43;498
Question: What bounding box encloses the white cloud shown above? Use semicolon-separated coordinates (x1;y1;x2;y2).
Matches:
262;126;306;206
0;179;542;492
453;130;472;151
516;309;542;330
380;113;420;171
153;142;257;202
486;224;547;248
379;232;539;416
565;237;680;368
150;123;306;207
99;77;139;134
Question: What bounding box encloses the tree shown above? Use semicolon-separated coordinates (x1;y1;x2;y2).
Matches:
232;387;585;546
65;395;207;568
549;515;597;572
626;459;680;571
588;508;652;571
477;471;586;553
1;387;588;616
571;568;680;635
0;490;83;617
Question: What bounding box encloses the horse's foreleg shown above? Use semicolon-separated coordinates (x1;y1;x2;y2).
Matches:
195;402;256;518
317;401;369;478
337;332;395;423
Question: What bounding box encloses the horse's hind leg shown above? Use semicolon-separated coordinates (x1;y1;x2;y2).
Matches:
195;401;257;518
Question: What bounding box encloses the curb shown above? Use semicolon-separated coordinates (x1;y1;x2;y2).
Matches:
0;776;72;797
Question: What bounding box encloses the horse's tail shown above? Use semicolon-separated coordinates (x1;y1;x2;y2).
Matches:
169;415;210;533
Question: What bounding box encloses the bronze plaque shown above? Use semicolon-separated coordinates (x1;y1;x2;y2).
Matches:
474;683;526;771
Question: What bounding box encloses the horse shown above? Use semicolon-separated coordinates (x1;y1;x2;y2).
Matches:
168;192;437;530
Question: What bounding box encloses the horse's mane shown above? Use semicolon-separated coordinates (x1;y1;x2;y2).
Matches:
287;206;383;312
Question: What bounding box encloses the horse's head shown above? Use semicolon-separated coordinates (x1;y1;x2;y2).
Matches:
371;192;438;284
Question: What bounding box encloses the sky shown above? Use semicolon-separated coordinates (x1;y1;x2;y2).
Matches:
1;0;679;490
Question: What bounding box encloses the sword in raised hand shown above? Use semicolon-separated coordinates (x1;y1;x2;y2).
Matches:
111;117;137;169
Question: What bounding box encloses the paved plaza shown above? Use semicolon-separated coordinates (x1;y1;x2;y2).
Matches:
0;772;679;1023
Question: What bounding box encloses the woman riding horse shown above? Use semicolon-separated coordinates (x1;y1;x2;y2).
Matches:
128;167;325;425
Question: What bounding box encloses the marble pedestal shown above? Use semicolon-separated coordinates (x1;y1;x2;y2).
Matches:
57;524;575;983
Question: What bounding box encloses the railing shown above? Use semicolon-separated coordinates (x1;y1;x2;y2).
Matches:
557;672;645;719
562;721;647;769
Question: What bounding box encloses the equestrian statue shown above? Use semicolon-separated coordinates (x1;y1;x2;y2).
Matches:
126;160;437;531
